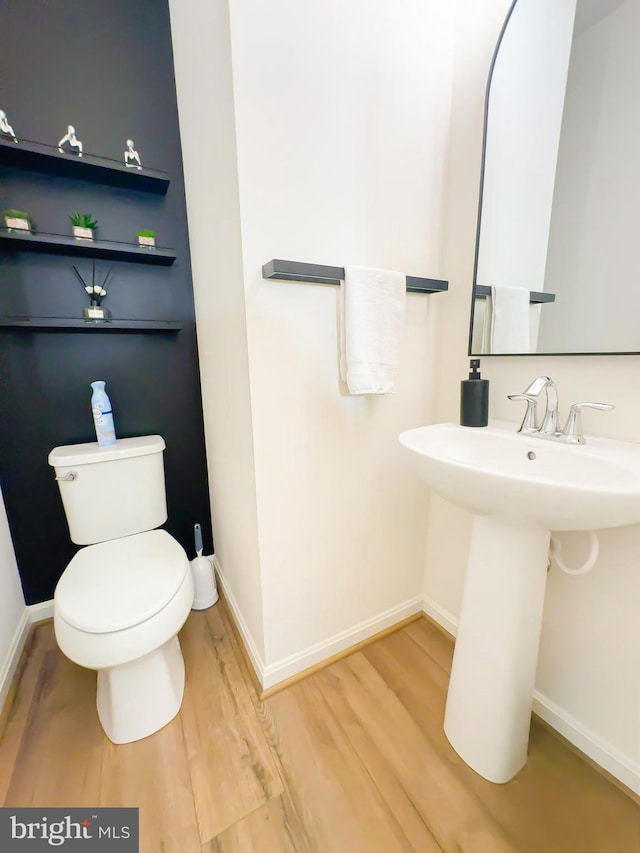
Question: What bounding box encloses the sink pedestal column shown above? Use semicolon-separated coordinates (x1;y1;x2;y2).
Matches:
444;515;550;783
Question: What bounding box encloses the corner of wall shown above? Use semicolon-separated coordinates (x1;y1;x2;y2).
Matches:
168;0;266;659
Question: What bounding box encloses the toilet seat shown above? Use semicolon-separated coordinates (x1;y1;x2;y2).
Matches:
54;563;194;672
55;529;189;633
54;530;194;672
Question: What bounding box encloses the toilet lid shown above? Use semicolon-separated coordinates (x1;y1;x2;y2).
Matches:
55;529;190;634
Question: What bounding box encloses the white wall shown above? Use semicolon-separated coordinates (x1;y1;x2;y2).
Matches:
0;487;28;712
228;0;455;670
169;0;266;659
170;0;456;678
539;0;640;352
427;0;640;792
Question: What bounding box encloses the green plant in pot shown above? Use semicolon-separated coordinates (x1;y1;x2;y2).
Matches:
136;228;156;248
3;209;33;232
69;211;98;240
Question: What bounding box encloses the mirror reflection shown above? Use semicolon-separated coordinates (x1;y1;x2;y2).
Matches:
470;0;639;356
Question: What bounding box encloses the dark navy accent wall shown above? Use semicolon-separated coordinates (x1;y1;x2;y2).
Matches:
0;0;213;603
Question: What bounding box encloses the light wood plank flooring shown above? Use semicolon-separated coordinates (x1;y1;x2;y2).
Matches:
1;605;638;852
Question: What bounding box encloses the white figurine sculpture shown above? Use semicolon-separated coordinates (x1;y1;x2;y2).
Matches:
58;125;83;157
124;139;142;169
0;109;18;142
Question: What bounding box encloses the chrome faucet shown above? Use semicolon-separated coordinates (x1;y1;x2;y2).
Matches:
526;375;560;434
508;375;559;436
508;376;614;444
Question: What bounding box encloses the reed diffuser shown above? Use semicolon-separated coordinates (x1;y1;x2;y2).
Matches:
73;262;113;322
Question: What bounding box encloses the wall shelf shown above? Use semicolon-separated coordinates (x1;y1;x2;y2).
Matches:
0;316;182;332
0;228;176;266
263;258;448;294
474;285;555;304
0;137;170;194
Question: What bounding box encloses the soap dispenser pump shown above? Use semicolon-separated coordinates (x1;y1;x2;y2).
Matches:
460;359;489;427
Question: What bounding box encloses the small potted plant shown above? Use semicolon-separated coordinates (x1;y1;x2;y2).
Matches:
136;229;156;248
3;209;33;232
69;211;98;240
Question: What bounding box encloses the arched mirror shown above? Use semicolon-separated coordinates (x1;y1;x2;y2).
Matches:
469;0;640;355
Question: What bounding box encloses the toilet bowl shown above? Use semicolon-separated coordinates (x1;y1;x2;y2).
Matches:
48;436;195;744
54;530;194;743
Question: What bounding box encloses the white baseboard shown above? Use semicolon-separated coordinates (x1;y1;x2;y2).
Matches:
214;555;423;690
532;693;640;795
212;556;267;681
422;594;640;796
421;595;458;637
28;599;54;622
0;609;31;715
261;594;424;689
1;599;55;717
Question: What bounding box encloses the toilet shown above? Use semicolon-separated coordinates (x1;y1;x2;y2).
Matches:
48;435;194;744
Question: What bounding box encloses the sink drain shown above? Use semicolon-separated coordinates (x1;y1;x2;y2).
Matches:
526;451;536;460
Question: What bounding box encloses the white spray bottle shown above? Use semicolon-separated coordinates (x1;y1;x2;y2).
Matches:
90;380;116;446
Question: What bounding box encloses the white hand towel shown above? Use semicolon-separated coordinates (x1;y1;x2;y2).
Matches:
339;265;406;395
490;284;530;353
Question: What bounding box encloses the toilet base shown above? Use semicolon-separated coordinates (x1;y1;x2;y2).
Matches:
97;635;185;744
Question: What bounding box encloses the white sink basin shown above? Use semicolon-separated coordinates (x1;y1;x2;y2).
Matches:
399;421;640;531
399;420;640;785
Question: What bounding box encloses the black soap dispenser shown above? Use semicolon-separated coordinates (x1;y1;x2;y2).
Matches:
460;359;489;427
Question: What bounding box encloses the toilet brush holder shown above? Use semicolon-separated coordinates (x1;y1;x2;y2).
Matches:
191;555;218;609
190;523;218;610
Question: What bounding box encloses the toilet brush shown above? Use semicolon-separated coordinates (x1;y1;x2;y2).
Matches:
190;523;218;610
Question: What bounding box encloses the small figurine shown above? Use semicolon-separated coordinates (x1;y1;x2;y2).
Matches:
124;139;142;169
0;109;18;142
58;125;83;157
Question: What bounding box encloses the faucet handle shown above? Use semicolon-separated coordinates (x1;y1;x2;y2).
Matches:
507;393;539;433
568;401;614;412
562;401;615;444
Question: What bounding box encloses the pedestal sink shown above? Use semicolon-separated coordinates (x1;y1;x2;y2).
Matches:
399;421;640;783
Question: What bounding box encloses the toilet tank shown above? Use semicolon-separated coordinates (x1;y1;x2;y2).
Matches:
48;435;168;545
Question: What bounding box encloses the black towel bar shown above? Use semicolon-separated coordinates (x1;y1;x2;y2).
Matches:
474;285;555;305
262;259;448;294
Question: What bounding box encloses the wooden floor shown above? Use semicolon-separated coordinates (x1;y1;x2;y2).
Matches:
1;606;638;853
